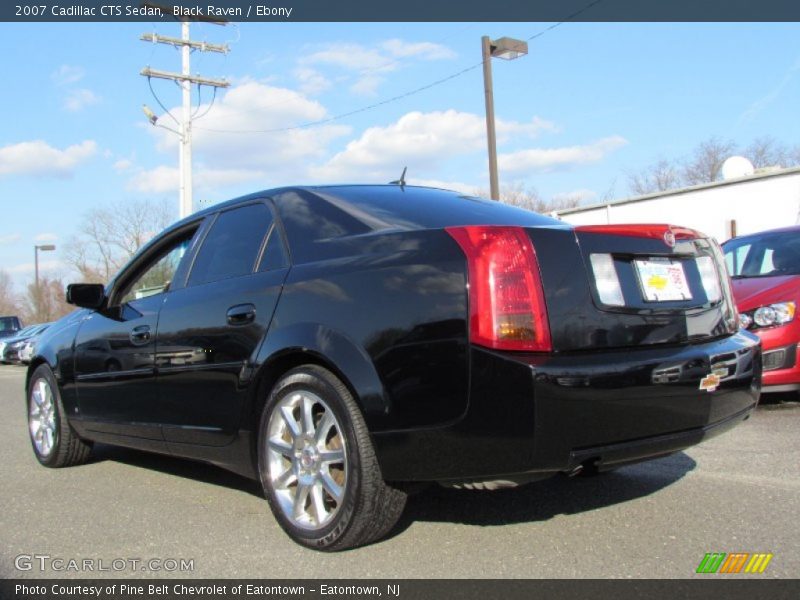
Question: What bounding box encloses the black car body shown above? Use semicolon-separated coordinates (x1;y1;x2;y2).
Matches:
27;185;761;550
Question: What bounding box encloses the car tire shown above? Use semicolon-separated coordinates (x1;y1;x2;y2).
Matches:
27;364;92;468
257;364;407;551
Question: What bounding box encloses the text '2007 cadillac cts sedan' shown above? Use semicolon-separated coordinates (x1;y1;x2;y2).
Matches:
26;185;761;550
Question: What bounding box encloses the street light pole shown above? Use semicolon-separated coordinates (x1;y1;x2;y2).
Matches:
481;36;500;201
481;36;529;201
34;244;56;294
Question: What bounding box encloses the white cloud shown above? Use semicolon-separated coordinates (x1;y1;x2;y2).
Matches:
382;39;456;60
293;67;332;95
739;55;800;124
0;140;97;178
51;65;84;86
0;233;21;245
299;39;455;96
34;233;58;243
7;259;62;275
498;136;628;175
149;81;350;186
302;43;396;72
407;178;476;195
311;110;558;181
64;88;100;112
127;165;267;195
113;158;133;171
349;75;384;96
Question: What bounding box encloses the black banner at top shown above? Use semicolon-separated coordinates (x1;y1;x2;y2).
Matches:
4;0;800;22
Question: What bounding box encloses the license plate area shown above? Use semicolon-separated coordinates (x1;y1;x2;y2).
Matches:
634;258;693;302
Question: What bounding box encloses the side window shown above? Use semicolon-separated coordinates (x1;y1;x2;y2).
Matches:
725;243;751;276
188;203;273;287
119;236;194;304
258;225;289;272
760;248;775;273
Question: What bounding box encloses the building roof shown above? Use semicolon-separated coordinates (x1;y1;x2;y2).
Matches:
555;165;800;216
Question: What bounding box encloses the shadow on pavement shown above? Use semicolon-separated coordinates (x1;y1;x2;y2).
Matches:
395;451;696;533
90;443;263;498
88;442;696;540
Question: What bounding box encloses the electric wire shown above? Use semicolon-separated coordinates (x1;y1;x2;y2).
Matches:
195;0;605;135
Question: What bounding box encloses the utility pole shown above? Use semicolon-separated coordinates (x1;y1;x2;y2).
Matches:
140;13;229;218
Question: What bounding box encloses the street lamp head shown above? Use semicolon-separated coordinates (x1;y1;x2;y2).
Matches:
36;244;56;252
490;37;528;60
142;104;159;125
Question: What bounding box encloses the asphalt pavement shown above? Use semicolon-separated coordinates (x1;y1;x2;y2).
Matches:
1;365;798;579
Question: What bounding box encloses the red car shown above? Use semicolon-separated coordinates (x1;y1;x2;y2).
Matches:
723;226;800;394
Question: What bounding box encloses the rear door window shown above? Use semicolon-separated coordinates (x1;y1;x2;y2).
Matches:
188;203;273;286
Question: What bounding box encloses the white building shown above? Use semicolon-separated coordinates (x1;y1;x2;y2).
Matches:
554;166;800;242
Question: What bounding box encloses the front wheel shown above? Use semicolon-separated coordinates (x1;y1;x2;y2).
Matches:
28;364;92;468
258;365;406;551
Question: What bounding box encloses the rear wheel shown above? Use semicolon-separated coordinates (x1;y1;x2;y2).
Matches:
28;364;92;468
258;365;406;551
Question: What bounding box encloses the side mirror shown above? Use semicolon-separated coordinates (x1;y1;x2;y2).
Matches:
66;283;107;309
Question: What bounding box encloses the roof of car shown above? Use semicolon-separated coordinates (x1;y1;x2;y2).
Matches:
724;224;800;243
186;184;566;231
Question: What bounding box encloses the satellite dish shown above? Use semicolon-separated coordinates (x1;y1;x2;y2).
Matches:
721;156;755;180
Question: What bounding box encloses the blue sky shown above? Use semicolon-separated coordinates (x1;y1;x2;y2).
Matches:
1;21;799;292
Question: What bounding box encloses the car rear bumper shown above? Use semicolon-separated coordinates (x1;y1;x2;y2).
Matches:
373;331;761;482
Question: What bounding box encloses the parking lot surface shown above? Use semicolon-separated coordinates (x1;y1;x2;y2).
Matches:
1;365;798;579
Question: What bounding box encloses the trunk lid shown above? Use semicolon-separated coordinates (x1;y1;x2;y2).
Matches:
528;224;739;352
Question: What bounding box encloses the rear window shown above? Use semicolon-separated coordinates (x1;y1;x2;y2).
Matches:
188;203;273;286
724;231;800;278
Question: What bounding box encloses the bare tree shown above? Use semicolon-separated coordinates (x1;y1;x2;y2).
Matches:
475;182;580;213
22;276;73;324
682;137;737;185
790;145;800;169
64;199;174;284
0;270;21;317
628;159;682;196
744;136;792;169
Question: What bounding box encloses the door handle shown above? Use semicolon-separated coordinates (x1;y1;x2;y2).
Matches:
226;304;256;326
129;325;151;346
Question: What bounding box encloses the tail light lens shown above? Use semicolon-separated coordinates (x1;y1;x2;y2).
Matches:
446;226;551;352
695;256;722;303
589;253;625;306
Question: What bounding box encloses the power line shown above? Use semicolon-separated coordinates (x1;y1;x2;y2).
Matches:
196;0;605;135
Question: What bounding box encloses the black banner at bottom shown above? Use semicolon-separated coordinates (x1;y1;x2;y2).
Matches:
2;579;800;600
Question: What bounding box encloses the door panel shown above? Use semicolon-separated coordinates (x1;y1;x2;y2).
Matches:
74;297;163;439
157;269;287;446
73;224;202;443
155;201;287;446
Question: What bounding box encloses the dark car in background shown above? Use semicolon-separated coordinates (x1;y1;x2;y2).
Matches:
723;225;800;393
0;315;21;339
26;186;761;550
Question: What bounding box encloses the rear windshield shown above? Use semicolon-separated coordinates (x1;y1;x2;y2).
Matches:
723;231;800;278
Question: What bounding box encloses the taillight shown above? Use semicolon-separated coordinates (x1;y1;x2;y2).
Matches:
446;226;551;352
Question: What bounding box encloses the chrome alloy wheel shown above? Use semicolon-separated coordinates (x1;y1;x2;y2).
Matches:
29;378;56;457
266;391;348;530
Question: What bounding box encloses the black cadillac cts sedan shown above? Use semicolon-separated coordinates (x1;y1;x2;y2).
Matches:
27;185;761;550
